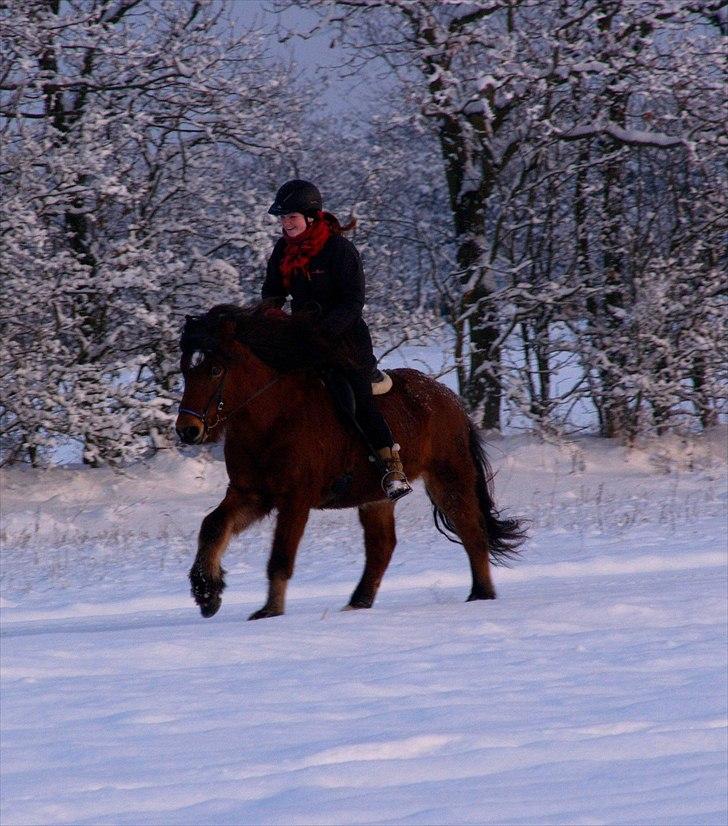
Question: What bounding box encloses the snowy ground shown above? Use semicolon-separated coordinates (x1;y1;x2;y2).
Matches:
1;429;727;825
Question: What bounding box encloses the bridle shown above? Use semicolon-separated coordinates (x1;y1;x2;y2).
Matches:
178;364;280;435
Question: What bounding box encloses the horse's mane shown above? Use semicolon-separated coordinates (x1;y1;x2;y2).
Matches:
180;303;363;373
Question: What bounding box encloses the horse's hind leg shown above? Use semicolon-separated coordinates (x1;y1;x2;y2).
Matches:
346;501;397;610
189;486;266;618
424;469;496;601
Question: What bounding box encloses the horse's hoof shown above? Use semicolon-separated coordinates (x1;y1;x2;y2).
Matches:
342;601;372;611
199;596;222;618
189;567;225;618
466;589;496;601
248;606;283;620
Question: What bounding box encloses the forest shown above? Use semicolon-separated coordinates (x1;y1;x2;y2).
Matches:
1;0;725;465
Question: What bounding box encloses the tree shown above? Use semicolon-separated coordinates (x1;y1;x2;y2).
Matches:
555;2;727;438
1;0;304;464
279;0;726;437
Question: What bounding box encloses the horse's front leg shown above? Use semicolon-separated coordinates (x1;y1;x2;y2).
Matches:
189;486;266;618
249;500;310;620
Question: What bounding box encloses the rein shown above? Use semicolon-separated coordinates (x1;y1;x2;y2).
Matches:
179;370;280;433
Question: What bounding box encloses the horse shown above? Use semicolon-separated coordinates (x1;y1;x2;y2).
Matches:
175;303;526;620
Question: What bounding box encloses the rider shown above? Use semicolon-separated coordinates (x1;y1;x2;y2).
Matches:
262;179;412;501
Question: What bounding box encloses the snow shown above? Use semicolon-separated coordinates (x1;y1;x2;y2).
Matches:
1;430;727;825
558;120;685;148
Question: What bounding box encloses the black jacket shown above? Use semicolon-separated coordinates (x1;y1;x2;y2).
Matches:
262;233;376;371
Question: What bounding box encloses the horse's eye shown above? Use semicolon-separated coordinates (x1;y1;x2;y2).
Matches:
211;365;223;378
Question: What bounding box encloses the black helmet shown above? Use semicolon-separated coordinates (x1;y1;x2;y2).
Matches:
268;179;322;216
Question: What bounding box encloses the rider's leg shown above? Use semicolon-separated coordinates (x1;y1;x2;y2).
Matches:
345;370;412;501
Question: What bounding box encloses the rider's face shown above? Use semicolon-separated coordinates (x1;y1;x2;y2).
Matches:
281;212;307;238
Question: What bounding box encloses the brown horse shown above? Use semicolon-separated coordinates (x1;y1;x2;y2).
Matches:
175;304;525;620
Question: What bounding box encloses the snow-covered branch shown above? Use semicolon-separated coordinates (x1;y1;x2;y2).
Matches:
557;121;686;149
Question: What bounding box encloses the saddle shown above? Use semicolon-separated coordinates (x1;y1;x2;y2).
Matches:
322;368;391;419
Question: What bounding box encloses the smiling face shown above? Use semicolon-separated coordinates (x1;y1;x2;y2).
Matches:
280;212;307;238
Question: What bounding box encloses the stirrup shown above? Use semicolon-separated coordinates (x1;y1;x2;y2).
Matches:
381;469;412;501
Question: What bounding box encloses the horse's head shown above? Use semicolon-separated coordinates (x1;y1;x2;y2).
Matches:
176;306;246;445
176;301;364;444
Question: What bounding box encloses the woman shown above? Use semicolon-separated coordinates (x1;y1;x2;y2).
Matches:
262;179;411;501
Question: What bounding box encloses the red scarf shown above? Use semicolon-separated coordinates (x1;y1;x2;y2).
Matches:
279;212;332;290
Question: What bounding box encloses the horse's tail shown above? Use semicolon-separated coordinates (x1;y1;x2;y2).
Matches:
432;422;527;565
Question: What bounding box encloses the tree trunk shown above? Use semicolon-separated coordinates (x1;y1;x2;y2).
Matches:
691;355;718;429
435;111;501;429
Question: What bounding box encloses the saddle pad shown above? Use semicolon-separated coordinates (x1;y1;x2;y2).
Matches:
372;370;393;396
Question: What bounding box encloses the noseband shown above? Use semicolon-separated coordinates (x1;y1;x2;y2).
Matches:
179;368;280;434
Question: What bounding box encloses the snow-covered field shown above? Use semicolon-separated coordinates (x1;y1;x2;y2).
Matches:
1;429;727;825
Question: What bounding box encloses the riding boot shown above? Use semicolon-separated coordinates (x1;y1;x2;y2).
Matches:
377;444;412;501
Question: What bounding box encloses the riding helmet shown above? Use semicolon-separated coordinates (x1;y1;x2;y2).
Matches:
268;179;322;217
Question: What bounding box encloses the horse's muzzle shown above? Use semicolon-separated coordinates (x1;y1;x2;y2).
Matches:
176;421;204;445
